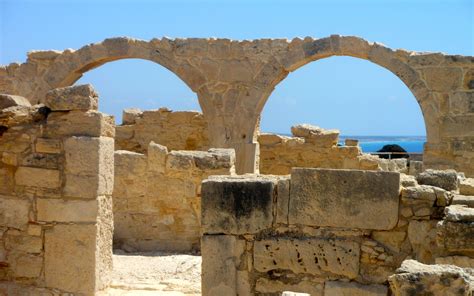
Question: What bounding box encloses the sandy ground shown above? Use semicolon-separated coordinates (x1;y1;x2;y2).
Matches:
103;251;202;296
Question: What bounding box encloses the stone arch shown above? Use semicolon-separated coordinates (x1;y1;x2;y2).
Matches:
39;37;207;111
253;35;439;147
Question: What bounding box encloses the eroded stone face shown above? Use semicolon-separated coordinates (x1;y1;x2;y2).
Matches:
254;237;360;278
288;168;400;230
201;177;276;234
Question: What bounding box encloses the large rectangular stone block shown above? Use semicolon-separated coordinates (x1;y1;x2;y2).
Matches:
0;197;30;230
63;136;114;198
289;168;400;230
201;235;246;296
14;167;60;189
45;110;115;138
254;237;360;279
37;198;98;222
45;224;97;294
201;176;276;234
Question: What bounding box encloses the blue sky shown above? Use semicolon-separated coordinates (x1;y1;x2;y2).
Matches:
1;0;472;135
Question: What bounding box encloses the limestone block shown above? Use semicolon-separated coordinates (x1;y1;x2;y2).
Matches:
388;260;474;296
35;138;61;154
147;141;168;173
255;278;323;296
423;67;463;92
324;281;388;296
27;225;42;236
45;224;98;294
5;232;42;253
408;220;438;263
416;169;459;191
371;231;406;253
460;178;474;195
64;136;114;198
436;256;474;268
122;108;142;125
45;84;98;111
276;176;290;224
201;235;246;296
400;174;417;187
166;151;194;171
201;176;276;234
0;197;30;230
254;238;360;278
45;110;115;138
291;124;339;147
345;138;359;146
258;133;284;145
37;198;98;222
8;253;42;278
437;220;474;252
452;194;474;208
0;94;31;110
200;148;235;170
14;167;60;188
289;168;400;230
445;205;474;222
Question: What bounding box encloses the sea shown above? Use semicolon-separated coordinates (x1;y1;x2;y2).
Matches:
338;135;426;153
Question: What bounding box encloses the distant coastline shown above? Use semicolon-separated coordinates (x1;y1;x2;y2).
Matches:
271;133;427;153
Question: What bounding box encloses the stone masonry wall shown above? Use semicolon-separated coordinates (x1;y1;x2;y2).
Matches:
201;168;474;296
258;125;408;175
113;143;234;252
0;85;115;295
115;107;210;153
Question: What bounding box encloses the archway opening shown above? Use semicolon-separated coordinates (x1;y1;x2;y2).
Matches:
258;56;426;174
75;58;201;123
74;59;205;293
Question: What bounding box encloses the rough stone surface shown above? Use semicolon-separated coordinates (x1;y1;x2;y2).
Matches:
45;224;98;294
416;169;459;191
114;146;235;252
45;84;98;111
289;168;400;230
435;256;474;268
37;198;98;222
201;176;277;234
254;238;360;278
445;205;474;222
388;260;474;296
201;235;246;296
460;178;474;195
437;220;474;253
452;194;474;208
14;167;60;188
324;281;388;296
0;94;31;109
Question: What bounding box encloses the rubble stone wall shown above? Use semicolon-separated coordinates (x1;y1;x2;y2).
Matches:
113;144;235;252
115;107;210;153
258;126;411;175
0;85;115;295
1;36;472;175
201;168;474;296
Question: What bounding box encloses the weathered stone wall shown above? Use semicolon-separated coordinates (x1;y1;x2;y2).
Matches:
258;125;412;175
201;168;474;295
1;36;472;175
113;143;235;252
0;85;115;294
115;107;210;153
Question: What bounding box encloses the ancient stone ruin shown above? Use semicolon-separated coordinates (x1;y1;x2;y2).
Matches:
0;36;473;295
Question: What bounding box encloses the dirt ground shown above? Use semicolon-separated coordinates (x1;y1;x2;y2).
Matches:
103;251;202;295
